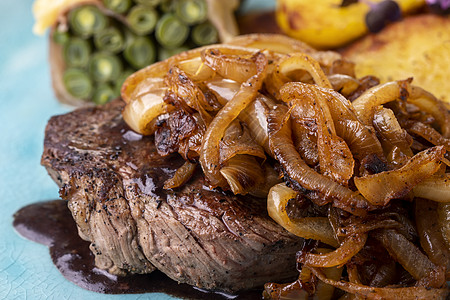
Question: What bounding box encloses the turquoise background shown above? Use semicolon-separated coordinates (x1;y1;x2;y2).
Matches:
0;0;275;299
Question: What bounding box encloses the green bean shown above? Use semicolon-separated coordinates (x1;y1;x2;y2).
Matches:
92;83;117;104
52;29;70;45
102;0;132;14
155;14;189;49
158;45;189;61
134;0;162;7
126;5;159;35
175;0;207;25
94;25;125;53
123;35;156;69
89;52;123;82
68;5;108;37
191;21;218;46
63;37;91;68
63;68;93;99
159;0;176;13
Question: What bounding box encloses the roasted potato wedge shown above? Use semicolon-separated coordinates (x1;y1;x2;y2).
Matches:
343;14;450;104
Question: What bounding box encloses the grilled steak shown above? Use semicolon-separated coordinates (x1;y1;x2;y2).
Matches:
41;100;303;292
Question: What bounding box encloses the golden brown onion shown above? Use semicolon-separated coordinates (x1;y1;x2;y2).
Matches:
351;79;411;126
409;85;450;138
438;203;450;250
227;33;316;55
267;183;339;247
176;56;215;82
164;161;197;189
165;66;213;125
206;78;240;105
267;105;372;216
277;53;332;89
372;107;413;158
289;82;386;167
220;154;264;195
290;110;319;167
415;198;450;279
413;173;450;202
219;120;266;162
122;44;259;103
328;74;360;97
308;267;449;300
354;146;445;206
201;48;257;83
298;234;367;268
207;79;274;154
373;229;438;282
122;86;171;135
281;82;354;186
406;121;450;152
200;51;268;188
313;249;344;300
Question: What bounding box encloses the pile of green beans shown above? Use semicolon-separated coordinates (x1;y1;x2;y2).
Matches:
54;0;219;104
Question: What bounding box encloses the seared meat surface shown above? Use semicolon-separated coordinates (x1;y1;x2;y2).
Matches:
41;100;303;292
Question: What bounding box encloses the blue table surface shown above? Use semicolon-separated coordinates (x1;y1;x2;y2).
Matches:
0;0;275;299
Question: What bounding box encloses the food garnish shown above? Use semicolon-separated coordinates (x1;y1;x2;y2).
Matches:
32;0;239;105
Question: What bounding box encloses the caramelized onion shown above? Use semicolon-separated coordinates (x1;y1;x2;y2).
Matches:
290;109;319;166
267;105;371;216
413;173;450;202
308;267;449;300
354;146;445;206
228;33;315;55
351;79;411;126
406;121;450;151
277;53;332;89
336;119;385;168
248;163;282;198
122;44;259;103
373;229;438;282
313;250;344;300
201;47;258;83
281;82;354;185
200;51;268;187
437;203;450;250
122;86;171;135
177;56;215;82
372;107;413;158
219;120;266;163
328;74;360;97
415;198;450;278
298;234;367;268
267;183;339;247
206;78;240;105
263;279;309;300
164;161;197;189
165;66;213;125
220;154;264;195
337;218;401;237
207;79;273;154
238;94;274;155
290;83;385;166
409;85;450;138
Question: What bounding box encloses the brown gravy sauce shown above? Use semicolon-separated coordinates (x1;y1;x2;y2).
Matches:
13;200;262;299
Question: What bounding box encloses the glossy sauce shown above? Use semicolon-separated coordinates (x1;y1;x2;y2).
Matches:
13;200;262;299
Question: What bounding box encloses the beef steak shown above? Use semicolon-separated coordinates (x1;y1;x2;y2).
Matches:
41;100;303;292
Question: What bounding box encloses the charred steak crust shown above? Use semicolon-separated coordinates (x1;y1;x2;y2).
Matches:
41;100;303;292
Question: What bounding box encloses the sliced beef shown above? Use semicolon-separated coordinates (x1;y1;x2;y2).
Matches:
41;100;303;292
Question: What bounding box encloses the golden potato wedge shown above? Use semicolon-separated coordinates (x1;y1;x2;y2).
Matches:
343;14;450;104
